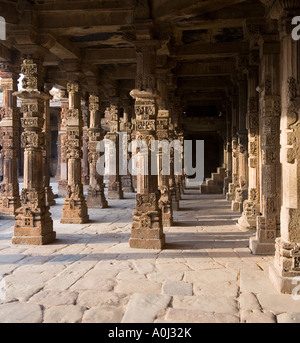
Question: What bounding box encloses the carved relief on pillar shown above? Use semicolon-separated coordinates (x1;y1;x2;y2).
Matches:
227;136;239;201
129;89;164;249
106;103;124;200
86;95;108;208
13;57;55;245
0;69;21;215
61;81;89;224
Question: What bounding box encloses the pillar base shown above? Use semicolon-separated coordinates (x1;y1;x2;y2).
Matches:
87;188;108;208
129;237;165;250
108;190;124;200
269;264;297;294
12;231;56;245
13;207;55;245
61;197;89;224
249;236;276;255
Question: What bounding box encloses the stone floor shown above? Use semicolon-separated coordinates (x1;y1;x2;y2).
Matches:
0;182;299;323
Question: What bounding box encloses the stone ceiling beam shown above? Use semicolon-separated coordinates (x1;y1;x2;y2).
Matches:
172;42;249;60
83;48;136;64
152;0;248;21
176;61;235;77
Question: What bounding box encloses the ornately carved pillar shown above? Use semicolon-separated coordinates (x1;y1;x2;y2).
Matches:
227;88;239;202
86;94;108;208
13;56;55;245
270;4;300;293
106;102;124;199
129;29;164;249
81;99;90;186
250;36;281;254
0;63;21;215
232;73;248;212
43;83;56;206
60;81;89;224
121;102;135;193
57;92;68;197
157;109;173;227
239;66;260;228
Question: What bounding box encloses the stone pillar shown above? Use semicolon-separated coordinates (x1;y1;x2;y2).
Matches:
129;28;164;249
60;81;89;224
86;94;108;208
106;102;124;200
57;93;68;197
43;83;56;206
239;66;260;229
81;99;90;186
232;73;248;212
156;68;173;226
223;104;233;195
0;63;21;215
157;109;173;227
13;56;55;245
269;3;300;292
250;36;281;254
227;88;239;202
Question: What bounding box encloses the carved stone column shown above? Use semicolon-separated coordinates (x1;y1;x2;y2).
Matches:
0;63;21;215
121;102;135;193
157;109;173;227
227;89;239;202
269;3;300;292
239;65;260;228
57;92;68;197
81;99;90;186
43;83;56;206
232;72;248;212
60;81;89;224
129;27;164;249
250;36;281;254
13;56;55;245
86;94;108;208
106;102;124;200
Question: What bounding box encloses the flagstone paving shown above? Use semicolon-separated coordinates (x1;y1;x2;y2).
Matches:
0;182;299;323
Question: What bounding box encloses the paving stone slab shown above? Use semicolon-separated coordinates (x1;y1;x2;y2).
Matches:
240;269;278;295
77;291;129;308
172;295;239;315
238;292;261;311
194;281;239;297
257;293;300;315
115;280;162;295
43;305;85;323
29;290;78;306
165;308;239;323
83;306;125;323
240;309;277;323
0;302;43;323
70;276;116;292
162;281;193;296
147;271;184;283
122;294;171;323
184;269;238;284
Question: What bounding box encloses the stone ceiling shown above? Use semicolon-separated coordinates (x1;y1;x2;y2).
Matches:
0;0;267;111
